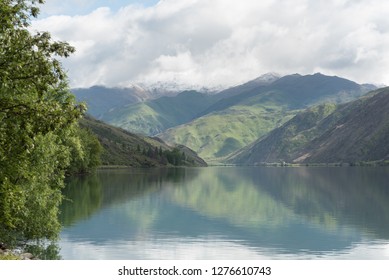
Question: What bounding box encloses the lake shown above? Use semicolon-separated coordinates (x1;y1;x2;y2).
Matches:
59;166;389;259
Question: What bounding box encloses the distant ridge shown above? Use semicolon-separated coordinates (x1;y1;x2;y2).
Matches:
72;85;151;119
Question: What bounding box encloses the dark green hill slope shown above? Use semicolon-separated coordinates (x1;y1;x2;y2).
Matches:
299;88;389;164
79;115;207;167
229;88;389;165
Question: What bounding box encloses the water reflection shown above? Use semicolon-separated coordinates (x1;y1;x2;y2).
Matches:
59;167;389;259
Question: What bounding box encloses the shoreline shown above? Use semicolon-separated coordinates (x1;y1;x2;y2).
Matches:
0;249;36;260
97;160;389;169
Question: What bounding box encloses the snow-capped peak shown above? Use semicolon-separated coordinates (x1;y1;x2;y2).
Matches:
252;72;282;85
137;80;225;95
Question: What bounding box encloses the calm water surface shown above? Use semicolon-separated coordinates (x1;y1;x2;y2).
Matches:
59;166;389;259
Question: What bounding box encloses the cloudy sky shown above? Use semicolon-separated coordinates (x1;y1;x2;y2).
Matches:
32;0;389;88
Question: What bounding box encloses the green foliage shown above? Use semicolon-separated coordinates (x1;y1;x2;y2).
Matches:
0;131;68;244
66;125;102;174
0;0;86;245
141;146;187;166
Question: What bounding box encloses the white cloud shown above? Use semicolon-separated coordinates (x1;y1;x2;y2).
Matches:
32;0;389;88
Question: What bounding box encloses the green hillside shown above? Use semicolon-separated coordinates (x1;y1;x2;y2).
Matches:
159;105;297;162
159;74;374;161
229;88;389;165
227;103;339;164
103;90;221;135
79;115;207;167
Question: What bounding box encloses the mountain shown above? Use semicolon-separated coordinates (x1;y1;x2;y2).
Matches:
72;85;151;119
212;73;281;99
200;73;374;116
159;73;375;161
79;115;207;167
229;87;389;165
72;73;376;162
102;90;221;135
72;82;222;121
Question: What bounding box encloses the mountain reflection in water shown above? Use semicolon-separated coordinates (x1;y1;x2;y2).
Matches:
59;167;389;259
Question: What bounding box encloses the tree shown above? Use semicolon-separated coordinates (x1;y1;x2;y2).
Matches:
0;0;84;245
66;126;102;175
